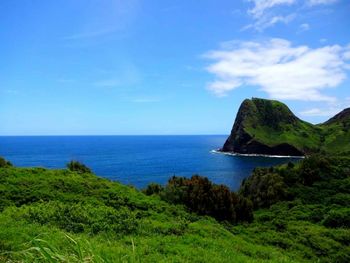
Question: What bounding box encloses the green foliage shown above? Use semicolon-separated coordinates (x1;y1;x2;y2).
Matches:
237;98;350;155
0;155;349;262
234;155;350;261
159;175;253;223
0;164;300;262
18;201;138;235
67;160;92;174
240;168;288;208
0;157;12;168
322;208;350;228
142;183;164;196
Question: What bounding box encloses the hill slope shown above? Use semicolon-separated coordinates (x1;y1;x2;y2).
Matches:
0;165;298;262
1;156;350;262
222;98;350;156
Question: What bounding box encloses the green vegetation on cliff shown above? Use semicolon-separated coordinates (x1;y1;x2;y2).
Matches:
223;98;350;156
1;155;349;262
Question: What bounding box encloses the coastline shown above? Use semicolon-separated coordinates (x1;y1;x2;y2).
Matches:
211;149;305;159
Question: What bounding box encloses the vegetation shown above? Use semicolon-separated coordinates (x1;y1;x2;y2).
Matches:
224;98;350;155
144;175;253;223
0;156;349;262
67;160;92;174
0;156;12;168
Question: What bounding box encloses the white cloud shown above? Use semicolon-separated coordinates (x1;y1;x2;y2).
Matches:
204;38;350;101
245;0;338;31
299;23;310;31
248;0;296;18
244;14;295;31
299;107;341;117
245;0;296;31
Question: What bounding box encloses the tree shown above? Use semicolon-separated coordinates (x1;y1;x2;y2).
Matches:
0;157;12;168
67;161;92;174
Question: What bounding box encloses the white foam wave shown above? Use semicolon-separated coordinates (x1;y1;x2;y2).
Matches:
210;149;305;159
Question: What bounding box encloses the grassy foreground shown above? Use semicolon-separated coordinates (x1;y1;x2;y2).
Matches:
0;156;349;262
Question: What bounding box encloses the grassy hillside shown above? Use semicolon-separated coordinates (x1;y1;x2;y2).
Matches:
223;98;350;155
318;108;350;155
0;156;349;262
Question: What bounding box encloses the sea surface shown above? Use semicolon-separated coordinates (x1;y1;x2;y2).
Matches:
0;136;298;190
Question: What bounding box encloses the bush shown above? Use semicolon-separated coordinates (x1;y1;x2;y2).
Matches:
159;175;253;223
66;161;92;174
143;183;164;196
239;168;288;208
322;208;350;228
299;155;331;185
0;157;12;168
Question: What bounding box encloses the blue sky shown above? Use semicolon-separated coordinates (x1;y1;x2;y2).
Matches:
0;0;349;135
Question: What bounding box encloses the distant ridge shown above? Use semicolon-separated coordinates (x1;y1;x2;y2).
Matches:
221;98;350;156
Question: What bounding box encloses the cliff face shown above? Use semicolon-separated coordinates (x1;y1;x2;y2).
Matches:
222;98;305;156
222;98;350;156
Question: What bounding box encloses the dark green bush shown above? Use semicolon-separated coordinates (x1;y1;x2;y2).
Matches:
143;183;164;196
299;155;331;185
159;175;253;223
322;208;350;228
0;157;12;168
239;168;288;208
67;161;92;174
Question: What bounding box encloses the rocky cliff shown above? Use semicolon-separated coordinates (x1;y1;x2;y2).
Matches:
221;98;350;156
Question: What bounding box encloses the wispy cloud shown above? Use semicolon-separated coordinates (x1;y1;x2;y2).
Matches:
248;0;296;18
300;97;350;117
245;0;296;31
204;38;350;101
299;107;341;117
299;23;310;32
245;0;339;31
62;0;140;41
242;13;295;31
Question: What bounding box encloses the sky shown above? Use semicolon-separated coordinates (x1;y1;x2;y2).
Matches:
0;0;349;135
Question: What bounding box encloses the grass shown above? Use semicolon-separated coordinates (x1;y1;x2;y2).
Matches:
0;155;349;262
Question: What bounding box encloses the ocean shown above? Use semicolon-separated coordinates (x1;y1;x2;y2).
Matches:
0;135;298;190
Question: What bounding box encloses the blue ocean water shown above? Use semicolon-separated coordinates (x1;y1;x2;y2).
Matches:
0;136;298;190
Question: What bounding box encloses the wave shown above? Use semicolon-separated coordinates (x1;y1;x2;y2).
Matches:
210;149;305;159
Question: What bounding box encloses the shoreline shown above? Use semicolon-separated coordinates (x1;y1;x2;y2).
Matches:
211;149;305;159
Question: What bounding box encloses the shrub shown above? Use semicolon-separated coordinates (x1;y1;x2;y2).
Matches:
160;175;253;223
239;168;288;208
143;183;164;196
322;208;350;228
299;155;331;185
66;161;92;174
0;157;12;168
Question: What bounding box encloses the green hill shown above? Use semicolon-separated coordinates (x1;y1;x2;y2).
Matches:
1;156;349;262
222;98;350;156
